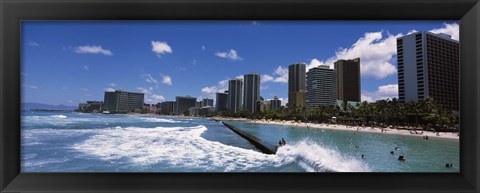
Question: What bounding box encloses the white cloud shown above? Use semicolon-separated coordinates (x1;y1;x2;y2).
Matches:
161;74;172;85
262;66;288;83
273;66;288;83
109;83;117;87
407;30;418;35
429;23;459;41
307;31;399;79
279;97;288;106
199;82;227;105
361;94;375;103
104;88;115;92
377;84;398;96
141;74;159;85
81;88;89;92
137;87;165;103
235;75;244;80
151;41;172;57
27;42;39;47
23;84;38;89
202;46;206;51
149;94;166;103
306;22;459;80
201;86;218;94
137;87;150;94
83;65;89;71
74;45;113;55
260;85;269;90
361;84;398;102
215;49;242;61
261;74;274;83
201;79;229;100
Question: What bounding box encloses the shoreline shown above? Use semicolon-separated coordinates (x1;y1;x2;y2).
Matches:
214;117;459;140
70;112;460;140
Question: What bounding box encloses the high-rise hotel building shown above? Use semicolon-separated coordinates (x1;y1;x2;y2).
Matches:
397;32;459;110
306;65;338;108
228;79;243;113
270;96;282;110
288;63;306;108
160;101;176;115
175;96;197;115
202;98;214;107
215;91;229;112
334;58;361;102
243;73;260;113
103;90;145;113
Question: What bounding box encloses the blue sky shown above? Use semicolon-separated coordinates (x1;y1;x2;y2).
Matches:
22;21;459;106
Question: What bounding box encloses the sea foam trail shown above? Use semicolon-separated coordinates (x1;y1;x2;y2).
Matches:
274;141;371;172
23;114;182;126
137;117;182;123
51;115;67;119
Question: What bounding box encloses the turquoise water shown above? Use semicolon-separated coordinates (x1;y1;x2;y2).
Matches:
21;111;459;172
226;121;459;172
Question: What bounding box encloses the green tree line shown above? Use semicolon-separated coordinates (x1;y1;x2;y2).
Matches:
216;97;458;132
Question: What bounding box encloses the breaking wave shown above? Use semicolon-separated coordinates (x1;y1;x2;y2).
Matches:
274;141;370;172
71;125;369;172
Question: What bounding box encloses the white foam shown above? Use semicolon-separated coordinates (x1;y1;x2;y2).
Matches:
72;125;275;171
24;116;370;172
51;115;67;119
274;140;370;172
137;117;182;123
22;157;70;167
23;114;132;126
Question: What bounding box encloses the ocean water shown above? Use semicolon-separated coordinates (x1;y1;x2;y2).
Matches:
21;111;459;172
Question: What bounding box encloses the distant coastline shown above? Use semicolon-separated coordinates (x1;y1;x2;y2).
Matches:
22;102;77;111
29;109;74;112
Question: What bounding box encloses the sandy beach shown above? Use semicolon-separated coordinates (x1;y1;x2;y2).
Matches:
215;117;459;140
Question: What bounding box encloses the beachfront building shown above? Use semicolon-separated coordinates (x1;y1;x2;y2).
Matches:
103;90;144;113
175;96;197;115
160;101;176;115
334;58;361;102
143;103;158;113
257;100;271;112
215;91;229;112
243;73;260;113
78;100;103;113
397;32;459;110
270;96;282;109
202;98;214;107
288;63;306;108
228;79;243;113
306;65;337;108
189;106;214;117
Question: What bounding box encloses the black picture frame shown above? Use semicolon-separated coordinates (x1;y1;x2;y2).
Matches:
1;0;479;192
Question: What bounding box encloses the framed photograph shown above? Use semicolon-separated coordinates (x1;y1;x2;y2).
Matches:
1;0;479;192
